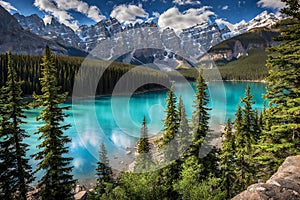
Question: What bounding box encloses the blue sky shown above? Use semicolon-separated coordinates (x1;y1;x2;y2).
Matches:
0;0;286;30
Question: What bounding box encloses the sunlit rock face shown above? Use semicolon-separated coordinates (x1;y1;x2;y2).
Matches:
233;155;300;200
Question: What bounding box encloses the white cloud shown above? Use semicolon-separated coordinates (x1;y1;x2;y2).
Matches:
110;4;149;23
215;19;234;31
87;5;103;22
158;6;216;31
43;14;52;25
0;0;17;12
257;0;286;10
34;0;105;30
173;0;201;5
152;11;160;18
54;0;105;22
222;5;229;10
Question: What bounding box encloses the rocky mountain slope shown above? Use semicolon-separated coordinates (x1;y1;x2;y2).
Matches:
200;27;280;66
12;10;281;65
233;155;300;200
13;13;81;48
0;5;87;56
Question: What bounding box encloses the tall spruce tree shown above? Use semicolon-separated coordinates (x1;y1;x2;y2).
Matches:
220;119;237;199
256;0;300;178
158;84;181;199
33;46;75;199
160;84;180;162
234;99;255;192
253;109;261;143
0;51;33;200
190;71;211;158
94;142;113;197
234;104;250;192
177;96;191;158
241;85;256;147
135;116;153;172
0;84;14;200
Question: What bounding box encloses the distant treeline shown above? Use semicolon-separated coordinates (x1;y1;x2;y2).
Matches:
0;54;170;96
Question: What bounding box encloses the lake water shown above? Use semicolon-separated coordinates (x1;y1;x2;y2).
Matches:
23;81;266;184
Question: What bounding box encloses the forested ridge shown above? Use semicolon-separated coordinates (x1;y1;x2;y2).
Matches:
0;54;170;96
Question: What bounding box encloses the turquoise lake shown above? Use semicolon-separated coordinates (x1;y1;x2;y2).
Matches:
23;81;266;184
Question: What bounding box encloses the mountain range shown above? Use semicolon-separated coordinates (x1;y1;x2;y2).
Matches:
0;5;281;65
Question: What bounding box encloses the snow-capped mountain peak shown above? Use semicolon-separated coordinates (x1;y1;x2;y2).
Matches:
13;10;280;56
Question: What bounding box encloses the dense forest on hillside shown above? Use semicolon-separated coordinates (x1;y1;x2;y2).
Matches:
174;49;269;81
0;54;170;96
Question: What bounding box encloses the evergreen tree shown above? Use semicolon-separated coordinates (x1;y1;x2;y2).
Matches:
256;0;300;178
234;103;252;192
253;109;261;143
158;84;181;199
177;96;191;158
135;116;153;172
94;142;113;197
220;119;237;199
241;85;256;146
190;71;211;158
174;155;225;200
32;46;75;199
0;51;33;200
160;84;180;162
0;86;14;200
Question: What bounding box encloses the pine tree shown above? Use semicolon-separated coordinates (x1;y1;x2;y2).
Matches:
234;103;252;192
253;109;261;143
173;155;204;200
0;85;14;200
256;0;300;178
159;84;181;199
220;119;237;199
190;71;211;158
160;84;180;162
32;46;75;199
241;85;256;146
177;96;191;158
135;116;153;172
94;142;113;197
0;51;33;200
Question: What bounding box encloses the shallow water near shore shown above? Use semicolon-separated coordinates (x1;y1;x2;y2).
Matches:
23;81;266;184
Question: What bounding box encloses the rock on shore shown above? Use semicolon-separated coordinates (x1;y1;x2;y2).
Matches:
233;155;300;200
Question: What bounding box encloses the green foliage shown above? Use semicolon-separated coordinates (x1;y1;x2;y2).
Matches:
135;117;153;172
0;51;33;200
174;155;225;200
0;53;170;96
177;97;191;158
105;171;166;200
232;86;258;191
32;46;75;199
255;0;300;180
217;49;269;80
219;119;237;199
160;84;180;162
175;49;269;81
241;86;257;146
94;142;113;197
190;71;211;158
